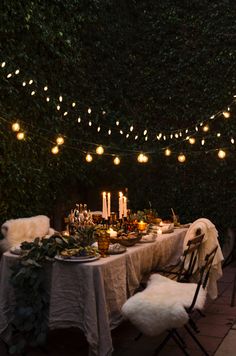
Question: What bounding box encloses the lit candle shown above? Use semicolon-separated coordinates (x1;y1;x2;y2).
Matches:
102;192;108;220
138;221;147;231
123;196;127;218
107;192;111;217
107;228;117;238
119;192;123;219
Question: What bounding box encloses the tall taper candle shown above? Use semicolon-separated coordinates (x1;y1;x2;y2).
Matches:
107;192;111;217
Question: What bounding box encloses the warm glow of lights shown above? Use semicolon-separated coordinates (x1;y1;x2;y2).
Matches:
78;117;81;123
86;153;93;162
97;126;101;132
201;139;205;146
189;137;196;144
46;97;50;102
114;156;120;165
178;153;186;163
165;148;171;156
120;130;123;135
143;129;147;135
59;96;63;102
63;111;68;116
96;145;104;155
22;81;26;86
89;121;92;126
218;149;226;159
1;62;6;68
223;111;230;118
72;102;76;107
135;135;138;140
17;132;25;140
116;121;119;126
15;69;20;75
217;133;221;137
56;136;64;146
203;125;209;132
51;146;59;154
44;86;48;91
31;91;36;96
137;153;148;163
7;73;12;78
231;138;235;144
145;136;148;141
88;108;92;114
175;133;179;138
130;126;134;132
12;122;20;132
108;129;111;135
57;105;60;110
29;80;33;85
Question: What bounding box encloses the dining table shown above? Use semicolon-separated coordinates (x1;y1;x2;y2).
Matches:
0;227;187;356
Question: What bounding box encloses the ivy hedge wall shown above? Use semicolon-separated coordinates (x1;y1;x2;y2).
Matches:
0;0;236;229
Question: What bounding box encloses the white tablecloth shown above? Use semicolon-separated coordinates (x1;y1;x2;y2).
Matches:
0;228;187;356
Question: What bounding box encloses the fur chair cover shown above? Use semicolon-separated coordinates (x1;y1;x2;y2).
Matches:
122;274;206;337
0;215;55;252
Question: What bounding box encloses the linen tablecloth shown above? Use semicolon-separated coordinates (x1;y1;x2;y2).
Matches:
0;228;187;356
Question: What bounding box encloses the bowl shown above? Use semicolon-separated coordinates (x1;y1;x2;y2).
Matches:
110;234;142;247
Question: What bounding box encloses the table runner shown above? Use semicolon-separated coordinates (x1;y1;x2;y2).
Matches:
0;228;187;356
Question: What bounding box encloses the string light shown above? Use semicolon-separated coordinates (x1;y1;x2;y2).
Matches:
164;148;171;156
217;133;221;137
231;138;235;144
126;134;129;138
72;102;76;107
88;108;92;114
210;115;215;120
78;117;81;123
203;125;209;132
16;132;25;140
178;153;186;163
143;129;147;135
15;69;20;75
96;145;104;155
201;139;205;146
88;121;92;126
130;126;134;132
189;137;196;144
120;130;123;135
170;134;173;139
12;122;20;132
218;149;226;159
135;135;138;140
44;86;48;91
174;133;179;138
51;146;59;154
46;97;50;102
56;136;64;145
163;135;166;140
195;126;199;131
59;96;63;102
56;105;60;111
108;129;111;135
31;91;36;96
145;136;148;141
22;81;26;86
86;153;93;162
116;121;119;126
29;80;33;85
185;129;189;134
113;156;120;165
97;126;101;132
1;62;6;68
7;73;12;78
223;111;230;118
63;112;68;116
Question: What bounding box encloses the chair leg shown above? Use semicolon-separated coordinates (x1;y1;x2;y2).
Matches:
155;330;189;356
184;325;209;356
174;329;186;348
230;272;236;307
172;332;190;356
154;330;173;355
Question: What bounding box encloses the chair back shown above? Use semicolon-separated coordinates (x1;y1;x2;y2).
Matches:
187;245;218;312
177;232;205;282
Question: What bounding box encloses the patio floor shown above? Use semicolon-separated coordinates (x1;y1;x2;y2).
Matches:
0;262;236;356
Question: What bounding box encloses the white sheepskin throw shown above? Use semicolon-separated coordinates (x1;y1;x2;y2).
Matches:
0;215;55;251
122;274;206;337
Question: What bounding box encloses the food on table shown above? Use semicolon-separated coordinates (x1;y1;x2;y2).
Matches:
60;246;98;258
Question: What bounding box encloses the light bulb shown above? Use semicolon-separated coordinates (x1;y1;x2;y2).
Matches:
7;73;12;78
135;135;138;140
231;138;235;144
189;137;196;144
178;153;186;163
88;108;91;114
12;122;20;132
31;91;36;96
200;122;203;126
143;129;147;136
210;115;215;119
185;129;189;133
170;134;173;139
116;121;119;126
46;97;50;102
56;136;64;146
145;136;148;141
96;145;104;155
217;133;221;137
120;130;123;135
102;110;106;115
163;135;166;140
72;102;76;107
223;111;230;118
15;69;20;75
51;146;59;154
1;62;6;68
59;96;63;102
97;126;101;132
22;82;26;86
44;86;48;91
203;125;209;132
201;139;205;146
218;149;226;159
29;80;33;85
165;148;171;156
108;129;111;135
17;132;25;140
86;153;93;162
78;117;81;123
130;126;134;132
57;105;60;110
137;153;148;163
114;156;120;165
195;126;199;131
63;111;68;116
89;121;92;126
175;133;179;138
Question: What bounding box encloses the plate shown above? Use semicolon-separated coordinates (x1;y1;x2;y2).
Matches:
162;228;174;234
108;243;126;254
55;254;100;263
140;236;156;243
10;246;22;255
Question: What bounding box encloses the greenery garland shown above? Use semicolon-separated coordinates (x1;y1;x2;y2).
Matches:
9;228;95;354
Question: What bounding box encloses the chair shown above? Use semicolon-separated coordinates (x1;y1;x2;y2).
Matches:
122;245;218;356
